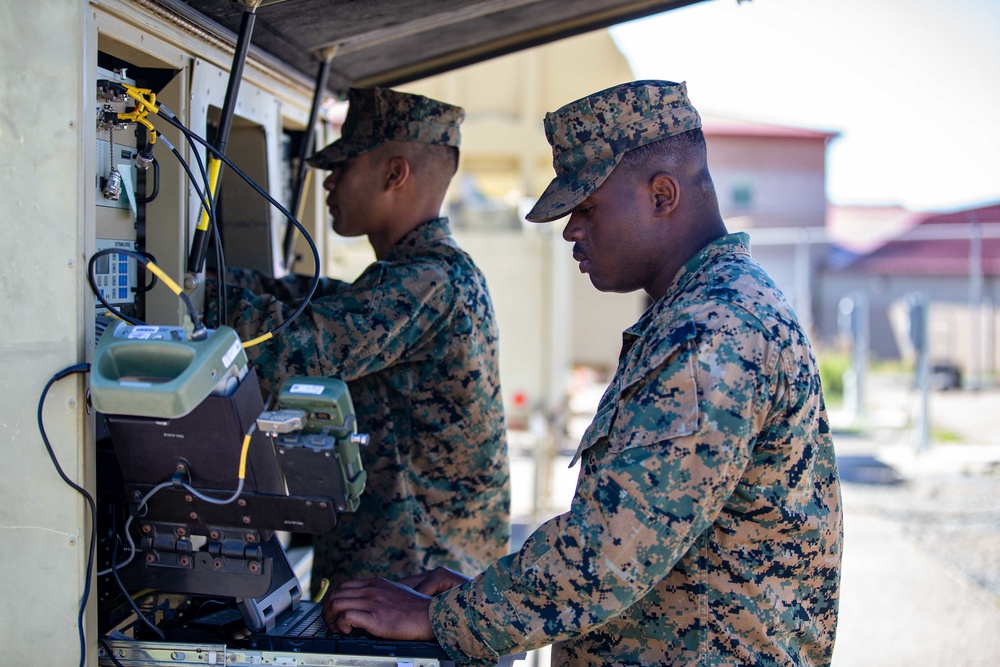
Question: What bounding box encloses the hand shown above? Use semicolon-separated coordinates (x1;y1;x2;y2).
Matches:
323;577;435;641
397;566;472;597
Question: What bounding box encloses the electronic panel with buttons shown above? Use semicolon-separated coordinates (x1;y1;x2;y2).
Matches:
94;238;137;313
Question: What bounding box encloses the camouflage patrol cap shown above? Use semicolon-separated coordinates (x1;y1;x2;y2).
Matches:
307;87;464;169
526;80;701;223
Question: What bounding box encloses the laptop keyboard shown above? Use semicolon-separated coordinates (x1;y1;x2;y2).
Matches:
288;603;330;637
286;603;379;641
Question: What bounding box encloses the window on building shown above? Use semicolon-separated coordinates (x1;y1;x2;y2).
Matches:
731;183;754;210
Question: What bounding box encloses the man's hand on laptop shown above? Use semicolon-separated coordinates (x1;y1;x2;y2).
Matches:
323;577;435;640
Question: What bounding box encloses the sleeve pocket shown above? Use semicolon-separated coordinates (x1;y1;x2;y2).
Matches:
609;317;700;453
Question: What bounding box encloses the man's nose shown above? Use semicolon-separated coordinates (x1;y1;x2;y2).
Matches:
323;171;338;191
562;215;583;242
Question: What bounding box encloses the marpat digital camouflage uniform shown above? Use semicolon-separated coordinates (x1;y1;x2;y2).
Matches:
429;81;843;666
431;233;842;665
212;87;510;590
214;217;510;589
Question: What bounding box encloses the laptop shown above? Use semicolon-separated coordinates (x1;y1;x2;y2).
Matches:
247;599;455;660
232;542;457;662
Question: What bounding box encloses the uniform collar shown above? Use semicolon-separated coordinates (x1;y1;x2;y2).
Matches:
626;232;751;340
383;217;453;262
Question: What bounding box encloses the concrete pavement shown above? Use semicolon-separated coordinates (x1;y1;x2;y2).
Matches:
833;503;1000;666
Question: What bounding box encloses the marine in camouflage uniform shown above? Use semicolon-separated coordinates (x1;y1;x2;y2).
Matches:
427;81;843;665
324;81;843;666
212;87;511;590
431;230;842;665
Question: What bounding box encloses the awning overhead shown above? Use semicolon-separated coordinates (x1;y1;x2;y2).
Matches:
155;0;707;94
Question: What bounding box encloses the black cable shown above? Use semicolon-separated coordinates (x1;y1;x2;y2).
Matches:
115;90;222;329
135;156;159;204
88;248;203;335
87;255;143;326
97;480;172;578
37;363;94;667
193;597;232;617
132;251;159;295
101;469;244;640
173;125;226;328
113;100;320;344
110;529;165;640
172;150;211;213
176;123;218;249
138;113;222;328
146;132;215;262
157;112;322;341
98;635;127;667
167;142;216;240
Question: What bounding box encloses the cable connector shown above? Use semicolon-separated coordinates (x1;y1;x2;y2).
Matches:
101;170;123;201
96;79;128;101
133;144;155;171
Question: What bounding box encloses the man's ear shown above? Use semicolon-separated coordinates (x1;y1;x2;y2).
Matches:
384;155;411;191
650;173;680;217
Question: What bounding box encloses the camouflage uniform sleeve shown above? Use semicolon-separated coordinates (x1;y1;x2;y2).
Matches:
429;312;776;663
204;268;351;329
222;267;350;301
221;259;456;393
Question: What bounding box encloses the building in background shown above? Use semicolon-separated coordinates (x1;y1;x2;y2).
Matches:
704;116;839;336
820;202;1000;388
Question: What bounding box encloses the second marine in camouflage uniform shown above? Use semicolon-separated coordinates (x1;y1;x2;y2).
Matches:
213;88;511;589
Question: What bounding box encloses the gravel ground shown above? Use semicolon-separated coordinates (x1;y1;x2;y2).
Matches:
841;460;1000;603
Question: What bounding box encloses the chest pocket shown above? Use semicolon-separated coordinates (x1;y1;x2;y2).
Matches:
608;316;701;453
569;399;617;466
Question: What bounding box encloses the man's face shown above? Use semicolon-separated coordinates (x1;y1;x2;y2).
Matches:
561;168;661;295
321;150;382;238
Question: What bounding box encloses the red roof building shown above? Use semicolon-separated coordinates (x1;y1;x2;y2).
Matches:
836;203;1000;276
819;202;1000;380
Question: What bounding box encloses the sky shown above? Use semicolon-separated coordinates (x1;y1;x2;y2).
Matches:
609;0;1000;213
